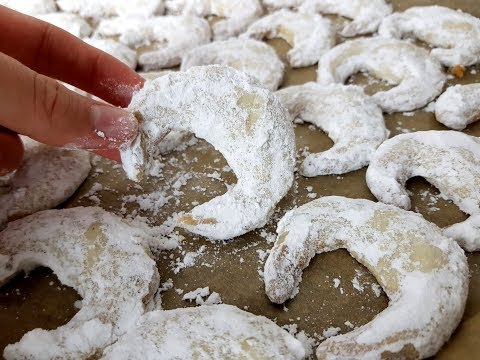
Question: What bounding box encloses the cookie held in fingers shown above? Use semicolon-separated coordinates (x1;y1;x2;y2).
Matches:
121;65;296;240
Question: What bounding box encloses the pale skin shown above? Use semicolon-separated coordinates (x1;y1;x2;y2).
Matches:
0;6;145;176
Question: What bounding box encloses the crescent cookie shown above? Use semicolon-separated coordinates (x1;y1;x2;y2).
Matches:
299;0;392;37
435;84;480;130
120;65;295;240
378;6;480;67
57;0;165;19
264;196;468;359
165;0;263;40
276;83;388;176
84;38;137;69
95;15;211;70
0;0;56;15
0;207;166;359
366;131;480;251
100;304;305;359
241;9;334;68
0;137;90;226
317;37;446;113
181;38;284;91
35;13;93;38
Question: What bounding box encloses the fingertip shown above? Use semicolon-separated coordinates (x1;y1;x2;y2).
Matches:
91;105;138;146
0;129;24;176
92;149;122;162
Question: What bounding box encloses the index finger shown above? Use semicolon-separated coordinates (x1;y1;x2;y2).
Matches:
0;6;144;107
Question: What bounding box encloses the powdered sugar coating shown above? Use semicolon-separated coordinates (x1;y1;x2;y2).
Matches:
264;196;468;359
317;37;446;113
181;38;284;90
95;16;211;70
139;71;193;155
57;0;164;20
0;137;91;226
100;304;305;359
378;6;480;67
366;131;480;251
0;0;56;15
276;83;388;176
165;0;263;40
241;9;334;67
435;84;480;130
120;65;295;240
262;0;302;10
299;0;392;37
1;207;163;359
36;13;93;38
84;38;137;69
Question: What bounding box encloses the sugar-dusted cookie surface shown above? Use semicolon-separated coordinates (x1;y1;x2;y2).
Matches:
317;37;446;113
299;0;392;37
435;83;480;130
265;196;468;359
366;131;480;251
181;38;284;90
241;9;334;67
0;207;175;359
379;6;480;67
276;83;388;176
121;65;295;240
100;304;305;359
0;137;91;226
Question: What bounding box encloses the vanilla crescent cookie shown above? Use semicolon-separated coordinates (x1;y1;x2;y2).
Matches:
0;207;173;359
241;9;334;67
35;13;93;38
276;83;388;176
0;0;56;15
435;84;480;130
84;38;137;69
317;37;446;113
264;196;468;359
181;38;284;90
165;0;263;40
120;65;295;240
100;304;305;359
57;0;165;19
366;131;480;251
0;137;90;227
95;15;211;70
378;6;480;67
299;0;392;37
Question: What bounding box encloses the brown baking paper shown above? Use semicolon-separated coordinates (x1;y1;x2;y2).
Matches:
1;0;480;358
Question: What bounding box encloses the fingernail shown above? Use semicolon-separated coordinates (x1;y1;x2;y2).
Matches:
91;105;138;146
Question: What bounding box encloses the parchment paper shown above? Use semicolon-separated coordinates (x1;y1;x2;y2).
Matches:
1;0;479;358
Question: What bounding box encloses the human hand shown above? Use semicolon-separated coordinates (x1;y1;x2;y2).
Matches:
0;6;145;176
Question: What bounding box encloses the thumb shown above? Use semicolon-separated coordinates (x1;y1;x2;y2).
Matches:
0;52;137;151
